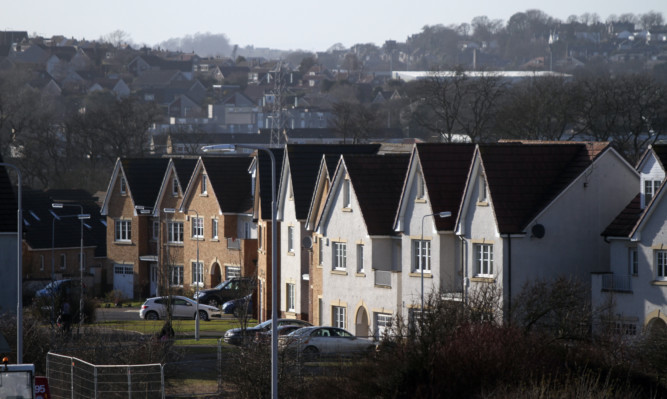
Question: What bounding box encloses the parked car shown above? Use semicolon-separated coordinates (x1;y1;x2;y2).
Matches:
35;279;81;300
222;294;253;316
255;324;305;344
280;326;376;360
223;319;312;346
34;279;83;322
194;277;254;307
139;296;221;321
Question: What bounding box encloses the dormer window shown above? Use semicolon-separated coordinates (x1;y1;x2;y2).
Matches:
172;176;179;196
343;177;351;208
644;179;661;207
416;172;425;200
120;176;127;195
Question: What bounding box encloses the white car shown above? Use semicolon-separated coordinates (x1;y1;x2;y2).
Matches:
281;326;376;360
139;296;221;321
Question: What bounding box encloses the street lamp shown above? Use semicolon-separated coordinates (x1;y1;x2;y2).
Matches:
1;162;22;363
201;143;278;399
52;203;90;331
420;211;451;315
182;208;201;341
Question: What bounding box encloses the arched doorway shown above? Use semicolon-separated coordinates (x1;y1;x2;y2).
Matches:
647;317;667;336
210;262;222;288
355;307;369;338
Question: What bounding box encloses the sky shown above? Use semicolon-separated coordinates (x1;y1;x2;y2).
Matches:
2;0;666;52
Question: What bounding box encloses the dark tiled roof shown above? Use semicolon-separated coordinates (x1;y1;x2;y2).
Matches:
171;158;198;190
202;157;254;213
480;143;600;234
120;158;171;209
345;154;410;235
416;143;476;231
601;194;642;238
652;144;667;169
0;154;18;232
23;189;107;257
286;144;380;220
258;149;285;220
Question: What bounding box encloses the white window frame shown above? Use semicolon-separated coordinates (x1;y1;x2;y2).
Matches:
191;217;204;238
412;239;431;273
201;174;208;195
332;305;346;328
167;221;184;243
343;178;351;208
629;247;638;276
644;179;661;207
192;261;204;287
332;241;347;270
212;219;219;240
287;226;294;252
119;176;127;195
115;219;131;242
170;265;184;286
656;250;667;280
357;243;364;273
286;283;296;312
475;243;493;276
60;253;66;269
375;312;392;339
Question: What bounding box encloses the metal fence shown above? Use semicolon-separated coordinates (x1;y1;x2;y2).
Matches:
46;352;165;399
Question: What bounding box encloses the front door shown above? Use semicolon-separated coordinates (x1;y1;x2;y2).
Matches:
150;263;158;297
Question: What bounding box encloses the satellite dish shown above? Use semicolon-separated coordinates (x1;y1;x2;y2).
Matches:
301;236;313;249
531;224;545;239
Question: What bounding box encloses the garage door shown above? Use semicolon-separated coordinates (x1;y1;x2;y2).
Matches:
113;264;134;300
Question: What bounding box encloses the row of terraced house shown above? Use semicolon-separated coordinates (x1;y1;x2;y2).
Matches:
97;142;667;339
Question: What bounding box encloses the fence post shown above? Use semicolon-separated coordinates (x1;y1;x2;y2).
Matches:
161;364;166;399
94;367;98;399
71;358;74;399
127;367;132;399
218;338;223;393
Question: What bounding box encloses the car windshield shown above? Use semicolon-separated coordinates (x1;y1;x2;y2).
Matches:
212;280;232;290
256;319;273;329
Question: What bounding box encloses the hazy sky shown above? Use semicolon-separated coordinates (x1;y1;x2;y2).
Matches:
2;0;666;51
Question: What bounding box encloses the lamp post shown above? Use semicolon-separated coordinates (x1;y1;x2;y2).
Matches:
183;208;201;341
420;211;451;314
52;203;90;331
202;143;278;399
1;162;22;363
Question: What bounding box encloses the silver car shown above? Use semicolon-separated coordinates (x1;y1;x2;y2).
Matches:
139;296;221;321
281;326;376;360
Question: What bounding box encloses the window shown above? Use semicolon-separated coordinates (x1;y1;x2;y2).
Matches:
244;222;251;239
343;178;351;208
657;251;667;279
644;180;661;206
225;266;241;279
332;306;346;328
333;242;347;270
201;174;208;195
412;240;431;273
172;177;179;196
614;322;638;336
192;261;203;287
287;226;294;252
212;219;219;239
416;172;425;199
170;265;184;286
119;176;127;195
152;220;159;241
357;244;365;273
40;255;44;271
629;248;638;276
318;237;324;266
258;224;263;250
167;221;184;243
115;219;131;242
475;244;493;276
375;313;392;339
192;217;203;238
478;175;487;203
60;254;66;269
286;283;295;312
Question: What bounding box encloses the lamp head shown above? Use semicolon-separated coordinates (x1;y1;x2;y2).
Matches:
51;203;63;209
437;211;452;218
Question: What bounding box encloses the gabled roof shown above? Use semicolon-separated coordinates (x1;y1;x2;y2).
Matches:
256;148;285;220
121;158;171;209
636;143;667;172
0;154;17;232
200;157;254;213
478;142;609;234
601;194;642;238
23;189;106;257
172;158;198;191
343;154;410;236
282;144;381;220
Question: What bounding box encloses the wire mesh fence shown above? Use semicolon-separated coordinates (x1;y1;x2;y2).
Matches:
46;352;165;399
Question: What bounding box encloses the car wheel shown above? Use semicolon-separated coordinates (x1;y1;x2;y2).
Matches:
303;346;319;362
207;298;219;307
146;311;159;321
197;310;209;321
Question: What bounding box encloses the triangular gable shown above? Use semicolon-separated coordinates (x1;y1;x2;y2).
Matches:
120;158;171;211
100;158;124;216
179;157;205;212
630;178;667;241
305;156;331;231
